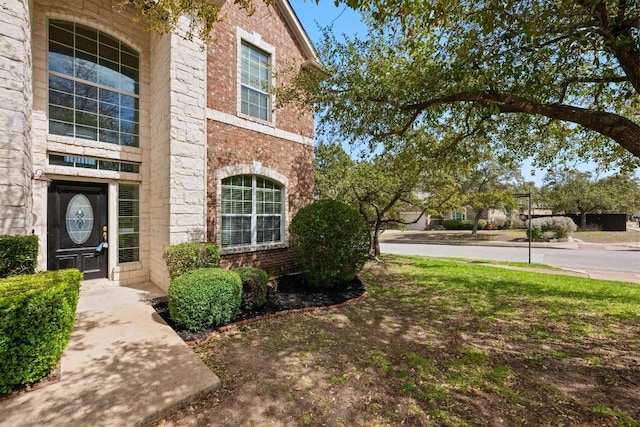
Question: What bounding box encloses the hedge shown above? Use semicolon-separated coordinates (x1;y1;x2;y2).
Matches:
0;235;39;278
168;268;242;332
442;219;487;230
0;269;82;394
163;242;221;280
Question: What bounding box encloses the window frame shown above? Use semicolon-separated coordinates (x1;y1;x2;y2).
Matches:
220;175;284;249
47;19;140;147
236;28;275;125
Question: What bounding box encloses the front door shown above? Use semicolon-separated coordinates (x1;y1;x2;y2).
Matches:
48;181;108;280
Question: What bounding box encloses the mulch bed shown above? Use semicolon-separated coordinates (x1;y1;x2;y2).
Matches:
151;274;366;342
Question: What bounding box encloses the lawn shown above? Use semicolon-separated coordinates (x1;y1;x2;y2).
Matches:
156;256;640;426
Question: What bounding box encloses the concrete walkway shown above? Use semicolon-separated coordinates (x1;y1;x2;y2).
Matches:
0;281;220;427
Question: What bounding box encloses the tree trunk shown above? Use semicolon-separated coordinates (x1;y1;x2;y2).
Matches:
371;220;382;261
471;209;484;236
580;211;587;229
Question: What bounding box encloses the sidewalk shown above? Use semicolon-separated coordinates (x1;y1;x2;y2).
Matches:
0;281;220;427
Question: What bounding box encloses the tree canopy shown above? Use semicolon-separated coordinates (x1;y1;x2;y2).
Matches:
284;0;640;171
541;170;640;226
315;139;461;257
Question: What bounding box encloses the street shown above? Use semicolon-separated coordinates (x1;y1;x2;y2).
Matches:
380;242;640;274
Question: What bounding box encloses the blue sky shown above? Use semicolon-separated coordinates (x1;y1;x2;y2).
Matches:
289;1;628;186
290;1;366;43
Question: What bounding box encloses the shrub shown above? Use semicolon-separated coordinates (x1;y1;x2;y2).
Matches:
163;242;221;280
506;216;526;229
233;267;269;310
289;199;370;288
442;219;461;230
0;269;82;394
459;219;487;230
0;235;39;278
168;268;242;332
525;216;577;241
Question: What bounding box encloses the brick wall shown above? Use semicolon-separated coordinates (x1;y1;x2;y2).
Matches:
220;247;296;277
206;1;314;137
205;1;315;275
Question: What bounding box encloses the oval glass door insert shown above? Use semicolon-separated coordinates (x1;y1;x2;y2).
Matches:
66;194;94;244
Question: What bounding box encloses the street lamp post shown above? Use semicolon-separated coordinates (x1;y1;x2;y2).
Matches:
514;190;532;264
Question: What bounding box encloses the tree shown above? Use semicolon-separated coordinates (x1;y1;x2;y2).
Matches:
315;140;461;258
123;0;265;41
282;0;640;171
541;170;612;228
598;173;640;216
458;157;521;235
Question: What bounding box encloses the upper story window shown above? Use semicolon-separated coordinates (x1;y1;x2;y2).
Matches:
221;175;283;248
48;20;140;147
240;42;271;121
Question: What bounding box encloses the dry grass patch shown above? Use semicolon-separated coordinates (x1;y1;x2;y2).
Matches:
155;256;640;427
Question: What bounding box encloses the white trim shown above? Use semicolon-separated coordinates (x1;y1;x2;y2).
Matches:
236;27;276;124
276;0;321;65
206;108;313;146
216;165;289;254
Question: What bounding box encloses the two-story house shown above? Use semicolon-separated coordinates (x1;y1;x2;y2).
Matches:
0;0;318;290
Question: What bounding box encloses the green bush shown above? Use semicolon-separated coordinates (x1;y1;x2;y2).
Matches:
0;235;39;278
289;199;370;288
459;219;487;230
525;217;577;241
233;267;269;310
442;219;486;230
163;242;221;280
442;219;461;230
0;269;82;394
168;268;242;332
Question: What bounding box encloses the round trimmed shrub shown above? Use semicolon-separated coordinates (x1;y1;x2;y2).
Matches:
233;267;269;310
289;199;370;288
163;242;221;280
168;268;242;332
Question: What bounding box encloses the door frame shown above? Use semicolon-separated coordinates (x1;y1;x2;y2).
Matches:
47;180;109;280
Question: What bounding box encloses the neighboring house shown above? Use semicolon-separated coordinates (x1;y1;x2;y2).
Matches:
398;208;507;230
0;0;318;291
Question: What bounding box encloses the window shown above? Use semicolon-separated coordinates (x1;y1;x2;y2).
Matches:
49;154;140;173
452;211;466;221
118;184;140;263
48;20;140;147
221;176;283;248
240;42;271;121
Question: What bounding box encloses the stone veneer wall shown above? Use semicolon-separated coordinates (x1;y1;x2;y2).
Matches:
0;0;33;236
149;17;208;291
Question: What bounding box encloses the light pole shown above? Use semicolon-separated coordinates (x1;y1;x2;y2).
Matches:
514;190;532;264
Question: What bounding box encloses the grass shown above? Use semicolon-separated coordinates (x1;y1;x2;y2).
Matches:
157;256;640;426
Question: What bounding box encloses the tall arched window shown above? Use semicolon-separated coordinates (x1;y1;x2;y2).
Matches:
48;20;140;147
221;175;283;248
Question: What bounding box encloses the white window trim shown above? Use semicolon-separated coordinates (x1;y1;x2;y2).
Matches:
217;163;288;254
236;27;276;126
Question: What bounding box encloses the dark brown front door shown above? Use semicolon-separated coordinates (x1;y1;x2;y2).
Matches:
48;181;108;280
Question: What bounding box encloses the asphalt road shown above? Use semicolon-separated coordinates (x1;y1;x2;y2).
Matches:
380;242;640;274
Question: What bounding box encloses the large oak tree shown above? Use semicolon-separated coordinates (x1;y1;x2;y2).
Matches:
285;0;640;170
